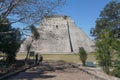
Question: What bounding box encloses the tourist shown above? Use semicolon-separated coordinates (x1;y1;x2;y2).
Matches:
39;55;43;65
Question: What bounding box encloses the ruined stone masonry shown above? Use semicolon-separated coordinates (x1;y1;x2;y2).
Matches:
19;15;94;54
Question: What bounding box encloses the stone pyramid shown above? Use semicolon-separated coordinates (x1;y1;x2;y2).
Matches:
19;15;94;54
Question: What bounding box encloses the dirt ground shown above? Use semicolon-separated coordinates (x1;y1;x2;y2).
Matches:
6;60;102;80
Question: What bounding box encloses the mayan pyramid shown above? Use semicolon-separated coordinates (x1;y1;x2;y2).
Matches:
19;15;94;54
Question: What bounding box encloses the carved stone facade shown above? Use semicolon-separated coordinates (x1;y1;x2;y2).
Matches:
19;15;94;54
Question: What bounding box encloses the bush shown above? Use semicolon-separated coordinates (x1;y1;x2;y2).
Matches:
79;47;87;66
113;61;120;78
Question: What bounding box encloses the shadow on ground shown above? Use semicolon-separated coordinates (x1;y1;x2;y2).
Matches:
6;60;78;80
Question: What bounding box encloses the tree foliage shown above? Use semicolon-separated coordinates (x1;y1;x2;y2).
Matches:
95;30;114;74
113;61;120;77
91;1;120;75
91;1;120;38
0;18;21;64
79;47;87;66
0;0;66;28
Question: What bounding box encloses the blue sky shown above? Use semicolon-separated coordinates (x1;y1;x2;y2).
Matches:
58;0;112;39
12;0;113;39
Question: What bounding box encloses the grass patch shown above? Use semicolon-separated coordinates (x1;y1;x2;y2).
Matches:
42;54;80;63
16;53;96;63
16;53;27;60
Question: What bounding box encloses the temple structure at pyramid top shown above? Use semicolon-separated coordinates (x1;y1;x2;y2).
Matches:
19;15;94;54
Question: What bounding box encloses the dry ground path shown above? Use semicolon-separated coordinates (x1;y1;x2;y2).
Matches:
6;60;102;80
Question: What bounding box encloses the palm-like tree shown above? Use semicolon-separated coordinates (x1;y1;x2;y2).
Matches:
25;25;40;63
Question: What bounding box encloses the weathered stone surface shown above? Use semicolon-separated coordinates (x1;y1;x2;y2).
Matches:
19;15;94;53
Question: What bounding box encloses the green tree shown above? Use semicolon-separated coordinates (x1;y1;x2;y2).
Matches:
112;39;120;77
91;1;120;74
113;61;120;77
79;47;87;66
95;29;114;74
91;1;120;38
0;18;21;64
